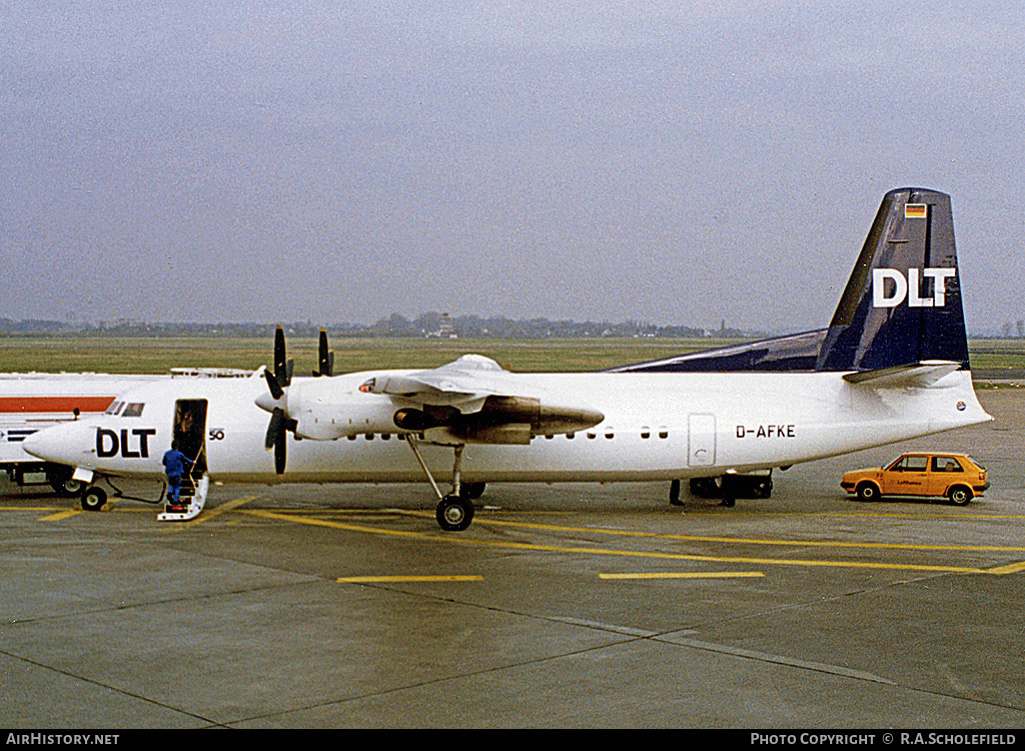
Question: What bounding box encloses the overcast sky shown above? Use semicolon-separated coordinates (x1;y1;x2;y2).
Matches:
2;1;1022;333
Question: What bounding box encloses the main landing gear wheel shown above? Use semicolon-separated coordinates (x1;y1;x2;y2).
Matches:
407;438;480;531
436;495;474;532
81;486;108;512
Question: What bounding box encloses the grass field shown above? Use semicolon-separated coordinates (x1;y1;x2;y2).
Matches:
0;336;1022;376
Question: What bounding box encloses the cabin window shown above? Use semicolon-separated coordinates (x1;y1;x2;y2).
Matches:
658;428;669;439
641;427;651;439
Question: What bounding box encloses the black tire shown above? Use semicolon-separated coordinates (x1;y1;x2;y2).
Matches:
81;486;107;512
436;495;474;531
856;482;880;502
948;485;973;506
459;482;487;500
689;478;718;498
46;466;84;498
58;477;86;497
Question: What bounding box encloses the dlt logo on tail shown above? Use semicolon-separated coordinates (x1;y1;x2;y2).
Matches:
873;268;956;308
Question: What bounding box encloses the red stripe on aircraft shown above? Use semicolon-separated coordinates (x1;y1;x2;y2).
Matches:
0;396;116;414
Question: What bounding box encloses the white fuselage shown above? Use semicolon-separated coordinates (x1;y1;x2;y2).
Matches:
0;372;162;466
23;367;992;487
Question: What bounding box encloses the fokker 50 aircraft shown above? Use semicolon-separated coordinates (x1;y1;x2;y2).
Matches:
24;188;992;529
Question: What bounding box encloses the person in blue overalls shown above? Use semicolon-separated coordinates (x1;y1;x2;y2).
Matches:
162;441;194;508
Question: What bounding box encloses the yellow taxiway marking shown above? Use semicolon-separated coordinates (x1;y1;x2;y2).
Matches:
0;506;63;513
195;494;261;521
39;509;82;522
599;572;765;580
463;516;1025;554
161;494;262;529
336;575;483;583
244;509;1013;576
985;560;1025;576
827;511;1025;520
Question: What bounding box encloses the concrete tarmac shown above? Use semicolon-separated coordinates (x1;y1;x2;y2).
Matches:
1;387;1023;729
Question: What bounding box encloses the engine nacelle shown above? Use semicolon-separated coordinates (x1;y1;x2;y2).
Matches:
287;379;603;444
393;396;603;444
289;379;406;440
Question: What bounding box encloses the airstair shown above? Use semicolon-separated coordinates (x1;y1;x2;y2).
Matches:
157;474;209;522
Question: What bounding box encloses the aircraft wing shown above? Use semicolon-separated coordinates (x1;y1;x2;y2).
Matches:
359;355;517;410
359;354;603;442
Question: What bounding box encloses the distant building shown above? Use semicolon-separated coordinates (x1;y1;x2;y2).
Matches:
427;312;458;339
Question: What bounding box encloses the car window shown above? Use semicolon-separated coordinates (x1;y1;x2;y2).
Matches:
931;456;964;472
892;456;928;472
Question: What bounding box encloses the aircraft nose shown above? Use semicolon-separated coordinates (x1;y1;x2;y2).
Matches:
22;428;49;459
22;423;91;465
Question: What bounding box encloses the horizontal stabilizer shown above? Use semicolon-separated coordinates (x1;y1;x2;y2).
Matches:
842;361;962;388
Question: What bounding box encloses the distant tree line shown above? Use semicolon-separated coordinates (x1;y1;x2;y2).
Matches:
0;314;743;339
363;312;718;339
1000;321;1025;338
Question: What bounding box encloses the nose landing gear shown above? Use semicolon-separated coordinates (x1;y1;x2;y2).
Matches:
81;485;108;511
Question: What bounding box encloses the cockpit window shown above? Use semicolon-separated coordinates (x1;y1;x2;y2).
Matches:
122;403;145;417
105;401;124;416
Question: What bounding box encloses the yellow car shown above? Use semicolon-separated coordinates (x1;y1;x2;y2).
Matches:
841;452;989;506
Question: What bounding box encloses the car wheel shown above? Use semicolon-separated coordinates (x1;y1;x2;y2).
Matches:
948;486;973;506
856;482;880;502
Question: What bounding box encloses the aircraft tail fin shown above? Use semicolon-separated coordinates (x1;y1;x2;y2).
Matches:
815;188;970;372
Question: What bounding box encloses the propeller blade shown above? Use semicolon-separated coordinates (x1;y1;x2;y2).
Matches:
262;326;300;476
264;406;289;475
263;368;284;401
275;429;287;476
274;325;292;388
265;407;284;450
315;328;334;377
